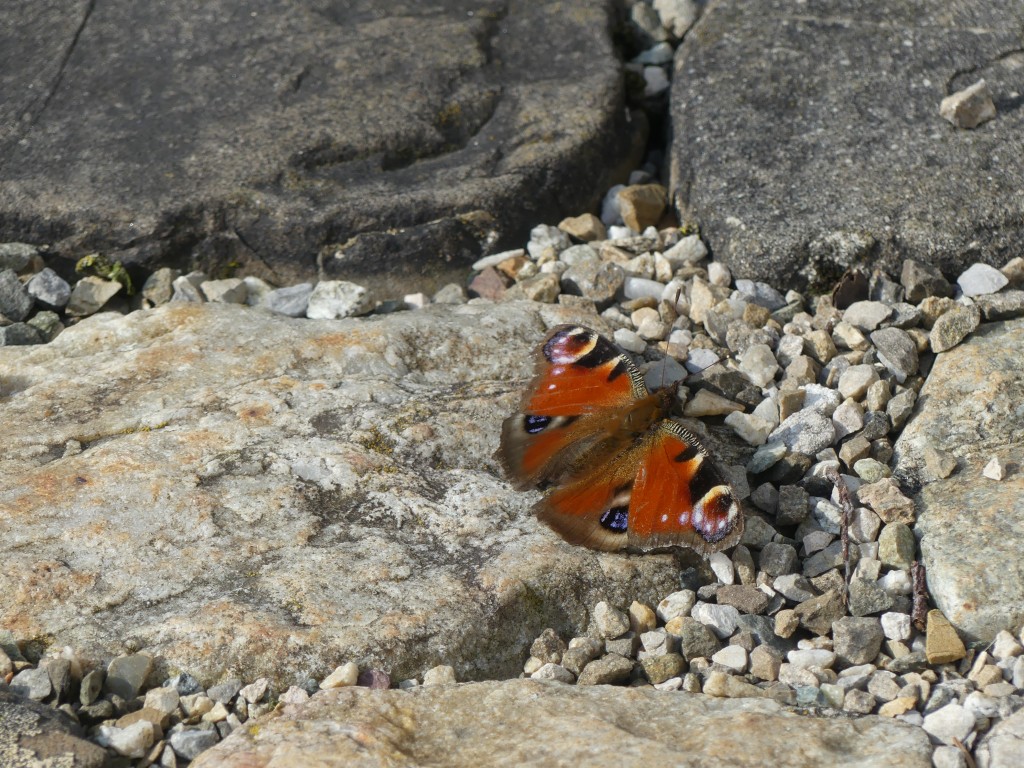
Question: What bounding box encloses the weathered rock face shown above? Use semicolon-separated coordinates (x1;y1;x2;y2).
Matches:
0;301;685;687
0;0;639;295
190;680;934;768
0;690;107;768
894;318;1024;643
670;0;1024;289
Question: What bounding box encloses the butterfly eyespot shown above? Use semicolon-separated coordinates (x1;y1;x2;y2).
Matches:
599;506;629;534
523;414;552;434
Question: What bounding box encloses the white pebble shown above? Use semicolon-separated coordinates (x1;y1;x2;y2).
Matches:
320;662;360;689
279;686;310;704
707;261;732;287
608;225;638;240
983;456;1006;480
957;262;1009;296
623;276;667;301
724;411;775;446
95;721;155;758
643;65;670;97
738;344;779;388
922;703;977;746
708;551;735;585
931;745;968;768
613;328;647;354
880;612;912;642
422;665;457;686
711;645;748;673
690;602;740;639
661;235;707;266
991;629;1024;660
787;649;836;670
879;569;913;595
656;590;696;623
531;663;574;683
684;347;720;373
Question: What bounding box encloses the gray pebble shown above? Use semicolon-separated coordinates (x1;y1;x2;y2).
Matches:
848;578;894;617
10;667;52;701
843;300;892;331
768;410;836;457
26;268;71;310
0;242;37;271
734;279;787;311
975;289;1024;321
106;654;153;700
747;441;788;474
671;617;722;659
263;283;314;317
142;267;180;305
878;523;916;569
0;322;43;346
869;327;919;383
833;617;884;666
80;668;104;705
759;541;798;577
206;678;243;705
901;259;951;302
0;268;33;321
169;727;221;760
560;260;624;309
576;653;634;686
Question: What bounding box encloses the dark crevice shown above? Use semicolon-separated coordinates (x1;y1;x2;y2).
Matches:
944;47;1024;95
31;0;97;126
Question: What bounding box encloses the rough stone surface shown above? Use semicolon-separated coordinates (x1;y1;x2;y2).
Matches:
0;1;637;297
0;301;685;685
0;689;107;767
895;320;1024;642
975;706;1024;768
670;1;1024;289
190;680;934;768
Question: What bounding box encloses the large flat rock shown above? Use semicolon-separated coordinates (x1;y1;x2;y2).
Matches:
191;679;933;768
0;301;685;687
894;319;1024;643
670;0;1024;288
0;1;638;294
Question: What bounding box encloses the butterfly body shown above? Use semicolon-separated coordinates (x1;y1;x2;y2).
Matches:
499;325;743;555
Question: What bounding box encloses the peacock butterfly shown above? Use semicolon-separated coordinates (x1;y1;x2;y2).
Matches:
499;324;743;555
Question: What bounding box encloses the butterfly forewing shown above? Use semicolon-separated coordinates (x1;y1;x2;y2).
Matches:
499;325;646;488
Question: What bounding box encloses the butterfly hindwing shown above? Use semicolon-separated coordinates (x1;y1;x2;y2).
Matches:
625;421;743;554
499;325;646;488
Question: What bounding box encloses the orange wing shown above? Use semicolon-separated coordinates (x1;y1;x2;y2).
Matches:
626;421;743;554
498;325;646;488
535;421;742;555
